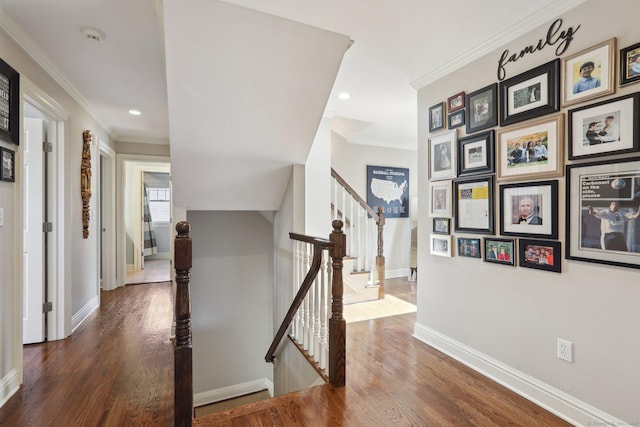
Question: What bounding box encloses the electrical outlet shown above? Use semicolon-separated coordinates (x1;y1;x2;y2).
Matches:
557;338;573;362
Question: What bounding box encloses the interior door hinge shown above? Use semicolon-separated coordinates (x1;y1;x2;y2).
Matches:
43;141;53;152
43;302;53;313
43;222;53;232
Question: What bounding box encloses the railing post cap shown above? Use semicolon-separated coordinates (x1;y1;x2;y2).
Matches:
176;221;191;236
332;219;344;233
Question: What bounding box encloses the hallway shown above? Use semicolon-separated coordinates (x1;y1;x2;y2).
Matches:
0;282;174;426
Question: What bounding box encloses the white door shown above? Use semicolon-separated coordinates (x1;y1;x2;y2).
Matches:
23;117;45;344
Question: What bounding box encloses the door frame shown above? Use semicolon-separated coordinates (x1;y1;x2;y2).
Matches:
98;141;117;291
116;154;170;288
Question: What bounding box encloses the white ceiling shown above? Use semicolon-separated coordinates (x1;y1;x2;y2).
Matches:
0;0;588;209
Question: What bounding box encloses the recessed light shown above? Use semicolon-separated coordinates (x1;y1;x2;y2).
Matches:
129;109;142;116
338;92;351;100
81;27;105;43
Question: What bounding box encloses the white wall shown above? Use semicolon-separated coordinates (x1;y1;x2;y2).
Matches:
188;210;274;398
332;133;417;276
1;24;113;403
416;1;639;423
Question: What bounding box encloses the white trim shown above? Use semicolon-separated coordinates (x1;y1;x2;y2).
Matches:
0;369;19;408
194;378;274;408
71;295;100;333
99;142;117;291
413;322;626;427
410;0;590;89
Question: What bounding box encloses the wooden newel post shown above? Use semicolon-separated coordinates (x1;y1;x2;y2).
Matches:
174;221;193;427
376;207;386;299
329;219;346;387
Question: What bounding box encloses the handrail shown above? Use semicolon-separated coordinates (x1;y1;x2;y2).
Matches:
265;234;333;363
331;168;379;220
174;221;193;427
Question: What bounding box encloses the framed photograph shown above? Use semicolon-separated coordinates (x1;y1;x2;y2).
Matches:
447;91;465;112
566;157;640;269
499;59;560;127
497;113;563;181
457;237;481;258
430;234;452;257
0;147;15;182
429;130;457;181
429;102;446;132
567;93;639;160
562;38;616;107
448;110;465;129
429;180;451;217
500;180;558;239
457;130;494;177
519;239;561;273
453;175;494;234
432;217;450;235
620;42;640;86
465;83;498;134
483;237;515;266
0;58;20;145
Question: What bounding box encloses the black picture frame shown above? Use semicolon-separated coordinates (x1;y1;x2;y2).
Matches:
620;41;640;86
567;92;639;160
465;83;498;134
483;237;515;266
1;146;15;182
457;130;494;177
499;180;558;239
429;102;446;132
448;109;465;129
457;237;481;258
519;239;561;273
499;58;560;127
0;58;19;145
432;217;450;235
566;157;640;270
453;175;494;234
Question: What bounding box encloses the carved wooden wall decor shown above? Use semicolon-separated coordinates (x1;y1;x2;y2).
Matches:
81;130;92;239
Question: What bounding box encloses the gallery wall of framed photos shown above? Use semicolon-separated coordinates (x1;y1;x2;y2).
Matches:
416;1;640;423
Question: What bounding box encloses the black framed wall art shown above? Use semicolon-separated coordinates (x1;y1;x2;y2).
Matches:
0;58;19;145
465;83;498;134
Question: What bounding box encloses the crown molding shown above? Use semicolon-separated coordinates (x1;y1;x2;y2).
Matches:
0;7;115;138
410;0;590;90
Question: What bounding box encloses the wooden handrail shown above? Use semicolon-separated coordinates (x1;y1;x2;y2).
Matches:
265;233;333;363
174;221;193;427
331;168;379;220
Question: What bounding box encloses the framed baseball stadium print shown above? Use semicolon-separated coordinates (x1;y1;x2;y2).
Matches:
465;83;498;134
566;157;640;269
519;239;561;273
567;93;639;160
562;38;616;108
453;175;494;234
499;58;560;127
497;114;563;181
500;180;558;239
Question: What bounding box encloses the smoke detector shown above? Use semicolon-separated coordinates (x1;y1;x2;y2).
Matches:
81;27;105;43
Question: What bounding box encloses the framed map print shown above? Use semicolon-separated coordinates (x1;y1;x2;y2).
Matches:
366;165;409;218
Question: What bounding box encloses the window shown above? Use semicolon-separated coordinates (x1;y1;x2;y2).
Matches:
147;186;170;222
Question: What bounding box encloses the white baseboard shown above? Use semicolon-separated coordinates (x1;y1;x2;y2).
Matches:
194;378;274;408
413;323;625;427
385;268;409;279
71;295;100;333
0;369;19;409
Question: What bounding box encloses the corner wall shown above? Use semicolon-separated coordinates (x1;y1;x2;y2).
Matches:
416;0;639;423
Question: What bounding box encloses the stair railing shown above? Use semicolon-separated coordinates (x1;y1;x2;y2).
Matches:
174;221;193;427
331;168;385;298
265;220;346;387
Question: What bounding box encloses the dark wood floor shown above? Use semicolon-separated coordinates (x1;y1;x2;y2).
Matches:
0;282;174;426
0;277;571;426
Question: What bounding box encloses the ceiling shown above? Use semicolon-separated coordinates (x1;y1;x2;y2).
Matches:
0;0;587;209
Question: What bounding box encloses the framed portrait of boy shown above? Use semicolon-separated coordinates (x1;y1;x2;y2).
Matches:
562;38;616;107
